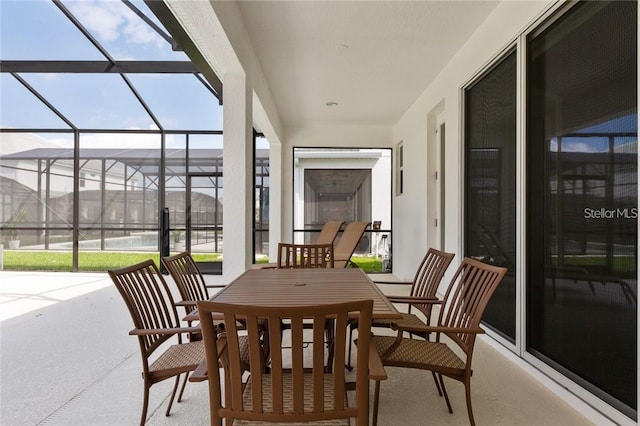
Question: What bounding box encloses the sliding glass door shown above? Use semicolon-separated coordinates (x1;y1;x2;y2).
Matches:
464;0;637;417
464;50;517;342
527;1;637;416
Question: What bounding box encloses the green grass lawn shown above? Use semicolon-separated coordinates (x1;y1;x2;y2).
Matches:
1;250;384;273
1;250;220;272
552;255;636;278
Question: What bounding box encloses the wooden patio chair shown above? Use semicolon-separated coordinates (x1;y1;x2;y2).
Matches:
370;257;507;426
333;221;371;268
276;242;336;343
194;299;381;426
108;259;205;425
161;251;259;365
161;251;225;324
348;248;455;367
277;242;335;268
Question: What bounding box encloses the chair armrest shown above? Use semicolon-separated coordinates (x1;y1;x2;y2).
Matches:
175;300;197;307
205;284;227;289
391;323;486;336
129;326;201;336
368;340;387;381
372;280;413;286
189;359;208;382
386;296;440;304
189;335;228;382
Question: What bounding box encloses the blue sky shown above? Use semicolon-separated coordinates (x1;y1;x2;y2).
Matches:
549;113;637;153
0;0;265;150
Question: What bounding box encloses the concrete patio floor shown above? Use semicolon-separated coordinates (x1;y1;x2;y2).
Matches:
1;270;598;425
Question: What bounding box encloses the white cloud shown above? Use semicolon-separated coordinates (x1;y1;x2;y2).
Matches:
68;1;123;42
66;0;164;51
121;11;163;48
561;142;593;153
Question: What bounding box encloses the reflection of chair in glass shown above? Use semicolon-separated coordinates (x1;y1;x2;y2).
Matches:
195;299;377;426
108;259;205;426
277;242;335;268
371;257;507;426
333;221;371;268
348;248;455;368
471;223;513;270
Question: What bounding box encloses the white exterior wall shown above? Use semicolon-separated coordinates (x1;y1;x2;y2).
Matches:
392;1;635;424
291;150;391;243
392;1;551;280
371;149;391;233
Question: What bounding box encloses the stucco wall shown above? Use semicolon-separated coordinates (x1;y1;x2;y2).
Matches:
391;0;552;280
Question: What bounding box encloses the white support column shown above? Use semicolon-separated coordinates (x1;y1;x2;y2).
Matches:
268;142;282;261
223;73;253;278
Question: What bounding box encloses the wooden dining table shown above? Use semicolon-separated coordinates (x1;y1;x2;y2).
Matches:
187;267;396;380
184;267;401;322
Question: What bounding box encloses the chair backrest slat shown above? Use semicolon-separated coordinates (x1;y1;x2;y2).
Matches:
277;243;334;268
108;259;180;355
437;257;507;351
161;252;209;315
409;248;455;318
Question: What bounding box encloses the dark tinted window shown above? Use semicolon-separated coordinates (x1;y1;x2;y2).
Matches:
527;1;637;416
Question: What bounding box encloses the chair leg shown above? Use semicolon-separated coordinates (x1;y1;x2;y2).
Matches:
347;324;354;369
373;380;381;426
140;382;150;426
165;375;181;416
431;371;443;396
438;374;453;414
177;372;189;402
464;379;476;426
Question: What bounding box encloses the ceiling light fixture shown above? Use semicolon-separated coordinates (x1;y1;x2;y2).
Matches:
326;101;338;107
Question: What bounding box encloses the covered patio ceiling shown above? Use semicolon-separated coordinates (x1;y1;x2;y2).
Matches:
233;1;500;127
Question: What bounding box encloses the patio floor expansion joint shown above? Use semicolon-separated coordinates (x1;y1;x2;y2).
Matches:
35;352;136;425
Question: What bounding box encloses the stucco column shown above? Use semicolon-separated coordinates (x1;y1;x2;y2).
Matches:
223;73;253;278
268;141;282;260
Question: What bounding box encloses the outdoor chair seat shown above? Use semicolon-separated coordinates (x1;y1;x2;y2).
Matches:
236;373;349;425
169;336;251;379
371;335;465;371
148;340;206;379
372;311;431;331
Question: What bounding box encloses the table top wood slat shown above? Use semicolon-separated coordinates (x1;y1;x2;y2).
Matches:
184;268;400;321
